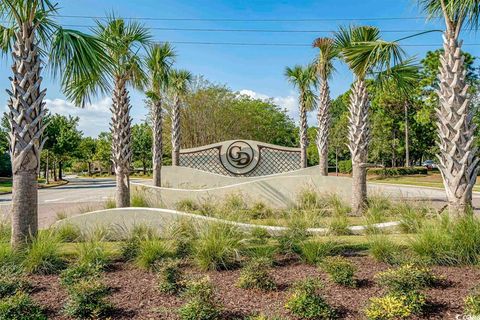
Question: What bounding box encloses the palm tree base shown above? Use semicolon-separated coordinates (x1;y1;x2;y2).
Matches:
351;163;367;216
11;171;38;248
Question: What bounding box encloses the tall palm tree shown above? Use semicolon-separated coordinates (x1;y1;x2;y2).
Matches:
0;0;111;248
145;43;176;187
334;25;413;215
313;38;337;175
169;69;192;166
419;0;480;215
95;17;151;207
284;65;317;168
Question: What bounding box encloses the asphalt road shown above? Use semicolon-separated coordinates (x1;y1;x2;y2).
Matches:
0;176;149;228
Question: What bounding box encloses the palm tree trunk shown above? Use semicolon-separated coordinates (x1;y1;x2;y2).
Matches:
6;25;47;248
317;80;331;175
348;78;369;216
404;101;410;167
171;96;181;166
45;151;49;184
111;77;132;207
152;100;163;186
436;29;479;216
299;94;308;168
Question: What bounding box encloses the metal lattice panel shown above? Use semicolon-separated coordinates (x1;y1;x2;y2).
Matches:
179;140;301;177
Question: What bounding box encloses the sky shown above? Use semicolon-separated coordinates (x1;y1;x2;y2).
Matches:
1;0;479;137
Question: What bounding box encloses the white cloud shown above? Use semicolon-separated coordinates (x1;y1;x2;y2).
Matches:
45;98;112;137
239;89;317;125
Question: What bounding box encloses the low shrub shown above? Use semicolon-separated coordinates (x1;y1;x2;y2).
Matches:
277;222;308;256
135;239;170;270
64;278;112;319
23;231;65;275
193;224;243;271
365;292;426;320
247;315;286;320
76;240;111;270
320;256;357;287
157;259;184;295
298;240;340;265
236;258;276;291
249;227;271;245
0;266;30;298
368;235;402;265
60;263;102;288
178;277;221;320
244;244;277;263
375;264;436;294
284;278;335;319
465;286;480;316
0;292;47;320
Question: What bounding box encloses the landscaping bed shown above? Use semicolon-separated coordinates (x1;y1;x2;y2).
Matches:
24;255;477;319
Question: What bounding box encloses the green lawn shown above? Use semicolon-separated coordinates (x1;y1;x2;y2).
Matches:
369;173;480;192
0;180;12;193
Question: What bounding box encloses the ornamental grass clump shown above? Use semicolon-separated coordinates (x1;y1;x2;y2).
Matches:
23;231;65;275
285;278;336;319
236;257;276;291
320;256;357;287
368;235;402;265
135;239;171;270
76;239;112;270
298;239;340;265
178;277;221;320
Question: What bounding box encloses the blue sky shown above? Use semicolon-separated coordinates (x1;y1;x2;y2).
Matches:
1;0;479;136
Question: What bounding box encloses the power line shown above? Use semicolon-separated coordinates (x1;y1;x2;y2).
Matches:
59;24;432;34
56;14;428;22
164;41;479;47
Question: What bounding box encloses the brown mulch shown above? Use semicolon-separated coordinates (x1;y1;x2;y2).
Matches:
28;255;480;319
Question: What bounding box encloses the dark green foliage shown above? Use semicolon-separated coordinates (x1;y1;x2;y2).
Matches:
0;266;30;298
285;278;336;319
157;259;184;295
135;240;170;270
60;263;102;288
23;231;66;275
236;258;276;291
338;160;352;174
367;167;428;177
0;292;47;320
179;277;221;320
320;256;357;287
63;279;112;319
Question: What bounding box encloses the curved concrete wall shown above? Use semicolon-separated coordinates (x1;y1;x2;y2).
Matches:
55;207;400;237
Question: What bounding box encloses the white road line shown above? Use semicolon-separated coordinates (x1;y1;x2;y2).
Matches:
44;198;65;203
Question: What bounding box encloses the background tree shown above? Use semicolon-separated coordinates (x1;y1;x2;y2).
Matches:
95;17;151;207
132;122;153;175
145;42;176;186
313;37;337;175
0;0;111;247
77;137;97;176
420;0;480;215
284;65;317;168
94;132;113;174
168;69;192;166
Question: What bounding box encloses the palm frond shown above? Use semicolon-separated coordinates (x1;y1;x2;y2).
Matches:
419;0;480;30
0;24;15;54
168;69;193;97
50;28;113;107
146;42;176;98
374;57;420;96
312;37;337;80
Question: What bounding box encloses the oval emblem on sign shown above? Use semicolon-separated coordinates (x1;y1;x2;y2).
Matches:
220;140;259;175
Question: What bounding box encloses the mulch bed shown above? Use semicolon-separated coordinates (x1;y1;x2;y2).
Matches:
28;254;479;319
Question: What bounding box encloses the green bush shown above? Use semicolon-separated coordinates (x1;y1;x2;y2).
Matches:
64;279;112;319
368;235;402;265
23;231;65;274
328;215;351;236
320;256;357;287
167;218;198;258
298;240;340;265
375;264;436;294
247;315;286;320
244;244;277;263
157;259;184;295
193;224;243;271
249;227;271;245
131;191;150;207
365;292;426;320
278;222;308;255
367;167;428;177
0;266;30;298
338;160;352;174
410;215;480;265
76;240;111;270
397;203;429;233
465;286;480;316
236;258;276;291
249;202;275;220
178;277;221;320
0;246;22;271
135;239;170;270
0;292;47;320
284;278;335;319
60;263;102;288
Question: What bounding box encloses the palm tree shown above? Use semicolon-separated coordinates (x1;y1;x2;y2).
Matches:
419;0;480;215
145;43;176;187
284;65;317;168
169;69;192;166
95;17;151;207
334;25;413;215
0;0;111;248
313;38;337;175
